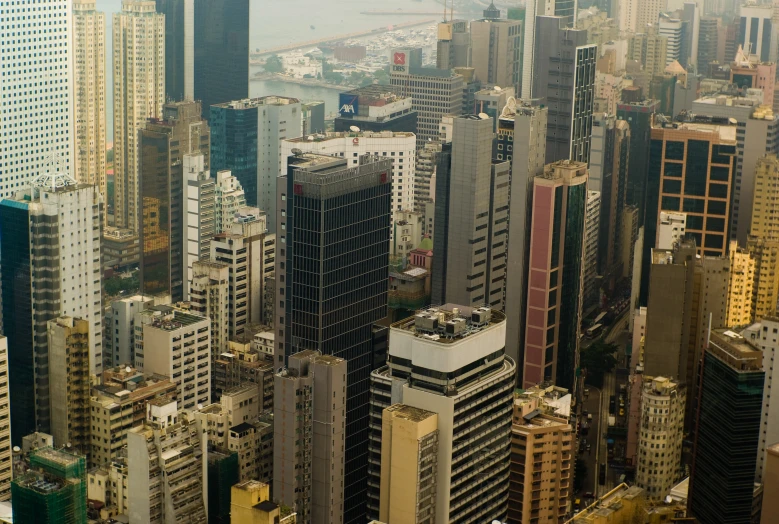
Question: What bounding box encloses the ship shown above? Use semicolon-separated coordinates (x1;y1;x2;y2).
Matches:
310;25;316;30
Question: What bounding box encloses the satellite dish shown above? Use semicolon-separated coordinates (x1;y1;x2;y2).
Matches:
291;148;303;155
125;366;132;373
197;404;203;410
349;125;360;133
12;446;20;453
478;112;490;120
307;135;315;141
494;86;501;91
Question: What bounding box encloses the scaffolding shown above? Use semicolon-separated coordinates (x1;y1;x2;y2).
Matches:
11;448;87;524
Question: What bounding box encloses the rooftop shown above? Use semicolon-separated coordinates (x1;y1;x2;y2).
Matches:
709;330;763;371
342;84;409;103
147;309;207;331
385;404;437;423
286;130;414;143
214;96;300;110
391;304;504;344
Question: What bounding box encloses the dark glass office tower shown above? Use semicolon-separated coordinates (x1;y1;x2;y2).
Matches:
617;99;659;224
194;0;249;117
0;200;35;443
139;101;209;302
154;0;189;101
275;153;391;524
690;331;764;524
210;101;259;207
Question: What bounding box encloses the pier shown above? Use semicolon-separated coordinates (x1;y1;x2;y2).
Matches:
251;19;436;57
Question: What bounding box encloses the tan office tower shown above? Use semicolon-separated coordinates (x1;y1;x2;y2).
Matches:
470;13;523;94
47;317;91;456
627;27;668;94
635;376;685;500
367;306;516;523
378;405;439;524
749;155;779;320
113;1;164;232
508;386;573;524
0;337;10;501
73;1;106;201
189;260;230;362
274;350;347;524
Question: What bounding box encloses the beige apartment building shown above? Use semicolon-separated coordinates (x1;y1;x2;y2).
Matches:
136;305;211;410
749;155;779;320
90;366;177;467
231;480;297;524
508;386;574;524
378;404;439;524
73;0;106;202
195;384;273;483
127;400;207;523
190;260;230;391
112;0;164;232
213;331;275;412
274;350;347;524
47;317;91;456
726;241;755;327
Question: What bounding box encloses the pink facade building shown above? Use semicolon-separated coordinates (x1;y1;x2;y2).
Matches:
522;161;588;391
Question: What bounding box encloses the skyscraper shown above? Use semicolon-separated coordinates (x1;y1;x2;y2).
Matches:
194;0;250;117
499;101;549;371
584;191;601;309
748;154;779;321
532;17;596;164
617;98;660;225
431;115;510;309
73;1;107;203
690;330;765;524
154;0;194;101
274;351;347;523
0;338;11;501
737;2;774;62
113;1;165;232
368;306;516;523
470;10;523;95
210;96;301;231
521;0;578;98
275;153;391;524
12;449;87;523
155;0;250;115
589;115;630;287
389;57;465;146
0;0;74;200
522;161;588;391
0;165;102;443
138;100;209;302
435;19;470;70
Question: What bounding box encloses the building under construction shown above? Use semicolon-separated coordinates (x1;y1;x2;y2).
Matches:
11;447;87;523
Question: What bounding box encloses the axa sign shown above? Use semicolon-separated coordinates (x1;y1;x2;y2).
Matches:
338;94;359;116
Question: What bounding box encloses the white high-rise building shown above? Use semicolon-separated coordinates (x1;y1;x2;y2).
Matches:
214;170;247;235
184;153;215;295
0;0;74;199
635;376;685;500
113;0;165;232
104;294;170;368
659;14;684;65
584;191;601;308
73;1;107;202
281;131;417;212
743;318;779;481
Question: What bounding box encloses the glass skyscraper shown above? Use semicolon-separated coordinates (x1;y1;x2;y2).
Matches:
275;153;392;524
210;102;259;207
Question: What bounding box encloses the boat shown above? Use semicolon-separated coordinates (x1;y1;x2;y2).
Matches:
310;25;315;30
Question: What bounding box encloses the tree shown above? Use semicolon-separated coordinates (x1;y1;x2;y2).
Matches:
264;54;284;73
581;339;619;387
373;68;390;85
574;458;588;492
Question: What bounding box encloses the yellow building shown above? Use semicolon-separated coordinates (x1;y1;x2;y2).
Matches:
378;404;439;524
749;154;779;320
567;484;646;523
726;241;756;327
231;480;296;524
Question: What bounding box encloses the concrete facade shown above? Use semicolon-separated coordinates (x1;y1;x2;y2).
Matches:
274;351;347;524
470;18;523;94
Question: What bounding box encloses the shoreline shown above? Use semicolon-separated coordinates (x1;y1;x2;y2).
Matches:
251;73;353;91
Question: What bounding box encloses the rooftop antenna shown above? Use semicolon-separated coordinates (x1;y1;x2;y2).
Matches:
449;0;453;24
